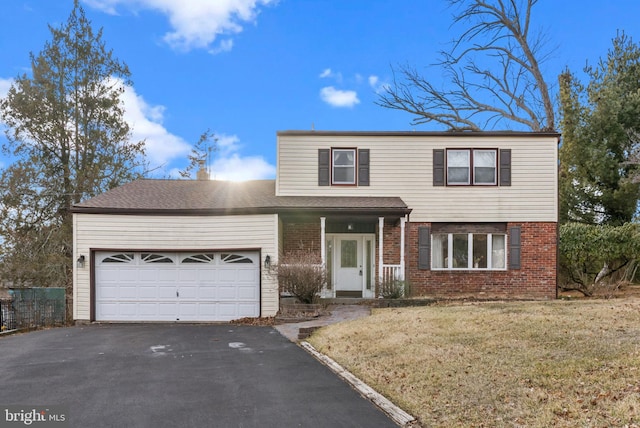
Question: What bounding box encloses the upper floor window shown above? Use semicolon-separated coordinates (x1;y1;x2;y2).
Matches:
434;148;509;187
332;149;356;185
447;149;497;185
318;148;370;187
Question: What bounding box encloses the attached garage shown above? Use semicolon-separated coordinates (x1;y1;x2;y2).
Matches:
72;179;281;323
95;251;260;322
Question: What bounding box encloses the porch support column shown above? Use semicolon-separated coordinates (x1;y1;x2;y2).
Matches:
320;217;326;266
400;215;406;280
378;217;384;283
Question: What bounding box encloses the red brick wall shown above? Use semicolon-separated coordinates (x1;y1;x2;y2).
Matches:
380;219;401;265
407;222;557;300
281;220;321;262
280;218;557;300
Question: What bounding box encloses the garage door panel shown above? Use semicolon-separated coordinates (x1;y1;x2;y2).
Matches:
237;286;259;300
197;287;217;299
118;303;139;316
138;285;158;299
157;303;178;317
178;287;198;299
237;303;260;317
157;285;176;299
97;285;118;299
95;251;260;322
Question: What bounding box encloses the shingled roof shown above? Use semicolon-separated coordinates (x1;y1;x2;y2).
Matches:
71;179;411;216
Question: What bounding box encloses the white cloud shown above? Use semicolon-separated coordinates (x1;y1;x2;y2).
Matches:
318;68;343;83
117;81;191;167
84;0;276;52
368;74;390;94
166;132;275;181
0;78;12;98
207;133;275;181
210;153;275;181
320;86;360;108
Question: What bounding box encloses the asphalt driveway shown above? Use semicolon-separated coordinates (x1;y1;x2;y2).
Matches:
0;324;398;428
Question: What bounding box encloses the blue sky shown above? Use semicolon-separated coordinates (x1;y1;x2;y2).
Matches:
1;0;639;181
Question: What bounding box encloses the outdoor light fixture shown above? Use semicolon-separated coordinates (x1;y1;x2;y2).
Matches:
76;255;85;268
347;223;354;231
264;255;271;269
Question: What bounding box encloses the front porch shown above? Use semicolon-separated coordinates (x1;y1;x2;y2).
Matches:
279;214;408;299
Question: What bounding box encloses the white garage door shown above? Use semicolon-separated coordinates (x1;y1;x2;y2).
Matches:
95;251;260;322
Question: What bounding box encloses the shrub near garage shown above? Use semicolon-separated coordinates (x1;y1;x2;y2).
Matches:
271;252;327;304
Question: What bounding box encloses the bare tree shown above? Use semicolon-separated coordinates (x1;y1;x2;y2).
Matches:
377;0;555;131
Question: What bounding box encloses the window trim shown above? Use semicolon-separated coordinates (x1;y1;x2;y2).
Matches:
446;148;498;186
431;232;507;271
331;148;357;186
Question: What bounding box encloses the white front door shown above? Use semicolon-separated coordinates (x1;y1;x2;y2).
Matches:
335;237;362;291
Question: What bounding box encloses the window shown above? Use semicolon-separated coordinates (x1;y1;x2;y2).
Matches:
181;253;215;263
221;253;253;264
332;149;356;185
141;253;174;264
446;149;497;186
102;253;134;263
432;233;506;270
447;150;470;184
319;148;369;186
473;150;497;184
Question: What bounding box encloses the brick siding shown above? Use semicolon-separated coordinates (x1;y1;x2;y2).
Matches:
281;220;321;262
281;218;557;300
407;222;557;299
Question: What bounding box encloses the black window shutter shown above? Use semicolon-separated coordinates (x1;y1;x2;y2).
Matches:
358;149;370;186
433;149;445;186
509;226;521;269
318;149;330;186
418;226;431;270
500;149;511;186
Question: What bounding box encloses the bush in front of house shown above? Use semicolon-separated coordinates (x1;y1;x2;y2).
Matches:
377;277;410;299
272;252;327;304
559;222;640;296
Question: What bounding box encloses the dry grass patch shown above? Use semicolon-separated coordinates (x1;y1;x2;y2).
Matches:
307;299;640;427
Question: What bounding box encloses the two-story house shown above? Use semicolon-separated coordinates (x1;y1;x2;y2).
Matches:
72;130;559;323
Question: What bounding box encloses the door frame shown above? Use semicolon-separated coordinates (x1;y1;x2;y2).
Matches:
325;234;375;298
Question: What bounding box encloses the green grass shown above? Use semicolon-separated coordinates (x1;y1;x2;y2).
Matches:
307;299;640;427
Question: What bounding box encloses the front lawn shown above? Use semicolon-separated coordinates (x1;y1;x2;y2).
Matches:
307;299;640;427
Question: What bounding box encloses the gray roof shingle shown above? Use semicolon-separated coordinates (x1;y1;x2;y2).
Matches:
71;179;410;215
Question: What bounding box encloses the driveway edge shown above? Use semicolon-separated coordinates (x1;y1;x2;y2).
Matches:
299;341;417;427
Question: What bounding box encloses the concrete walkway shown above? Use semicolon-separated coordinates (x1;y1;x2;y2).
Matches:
274;305;371;341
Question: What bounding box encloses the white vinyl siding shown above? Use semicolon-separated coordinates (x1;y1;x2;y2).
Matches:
73;213;279;321
276;134;558;222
